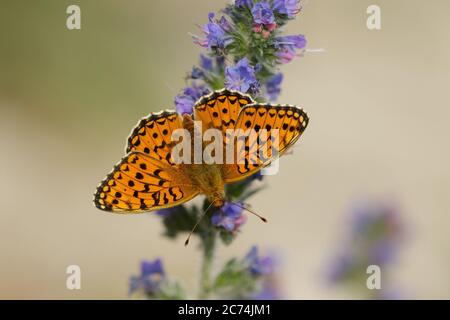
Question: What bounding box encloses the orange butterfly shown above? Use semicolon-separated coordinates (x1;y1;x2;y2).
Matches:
93;89;308;217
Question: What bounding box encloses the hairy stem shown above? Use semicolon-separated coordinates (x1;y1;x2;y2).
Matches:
199;229;216;299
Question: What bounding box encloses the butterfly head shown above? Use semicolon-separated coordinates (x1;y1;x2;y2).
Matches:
210;192;226;208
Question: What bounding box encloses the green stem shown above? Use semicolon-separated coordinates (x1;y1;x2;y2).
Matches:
199;229;216;299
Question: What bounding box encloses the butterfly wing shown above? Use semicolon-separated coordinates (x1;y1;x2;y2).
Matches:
193;89;254;133
223;104;309;183
94;151;199;213
126;110;184;165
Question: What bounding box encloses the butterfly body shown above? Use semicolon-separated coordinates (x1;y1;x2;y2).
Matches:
187;164;226;207
177;113;226;207
93;89;308;213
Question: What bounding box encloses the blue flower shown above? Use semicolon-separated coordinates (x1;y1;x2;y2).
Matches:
251;282;280;300
190;66;204;79
225;58;260;94
377;288;404;300
193;13;231;50
211;202;247;232
155;207;177;217
245;246;274;276
326;252;355;283
326;201;404;285
219;15;232;32
352;203;401;239
266;73;283;101
252;2;275;25
371;240;396;265
235;0;253;8
249;171;264;182
275;34;307;63
174;85;209;114
240;171;264;187
205;23;227;49
129;259;165;296
200;55;213;72
273;0;301;18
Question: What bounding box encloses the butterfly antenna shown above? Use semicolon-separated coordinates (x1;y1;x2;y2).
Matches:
229;201;268;223
185;201;215;246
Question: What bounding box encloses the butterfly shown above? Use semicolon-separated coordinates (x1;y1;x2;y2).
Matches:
93;89;308;215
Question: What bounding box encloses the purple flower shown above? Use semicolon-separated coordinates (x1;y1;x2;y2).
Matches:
273;0;301;18
219;16;232;32
239;171;264;188
155;208;177;217
266;73;283;101
252;283;280;300
252;2;276;31
174;85;209;114
275;34;307;63
326;201;404;286
200;55;213;72
211;202;247;232
190;66;204;79
352;203;402;239
235;0;253;8
326;252;355;283
377;288;405;300
252;2;275;25
193;13;231;50
129;259;165;295
371;240;396;265
277;35;307;48
205;23;226;49
249;171;264;182
225;58;260;94
245;246;274;276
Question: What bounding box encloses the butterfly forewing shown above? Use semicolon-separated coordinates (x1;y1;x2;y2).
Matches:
126;111;184;165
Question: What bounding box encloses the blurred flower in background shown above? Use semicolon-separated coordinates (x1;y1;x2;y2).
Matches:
325;200;406;299
129;259;185;299
214;246;282;299
129;259;164;296
245;246;275;276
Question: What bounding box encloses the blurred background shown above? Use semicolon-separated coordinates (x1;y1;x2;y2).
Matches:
0;0;449;299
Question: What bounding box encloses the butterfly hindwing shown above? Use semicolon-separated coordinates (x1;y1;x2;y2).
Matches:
126;111;184;165
94;151;199;213
223;104;309;183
